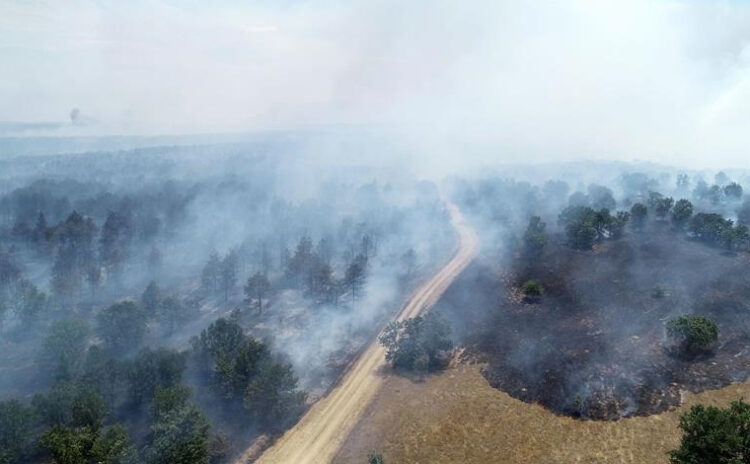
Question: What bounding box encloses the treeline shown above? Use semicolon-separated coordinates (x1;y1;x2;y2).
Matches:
0;314;304;464
542;184;750;252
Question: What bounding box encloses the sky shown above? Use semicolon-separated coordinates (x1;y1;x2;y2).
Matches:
1;0;750;168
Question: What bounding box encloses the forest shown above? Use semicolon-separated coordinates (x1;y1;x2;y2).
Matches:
436;167;750;420
0;143;453;464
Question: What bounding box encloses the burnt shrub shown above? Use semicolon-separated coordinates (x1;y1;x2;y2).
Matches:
379;312;452;373
666;314;718;357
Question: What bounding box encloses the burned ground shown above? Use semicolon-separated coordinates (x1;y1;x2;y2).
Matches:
437;222;750;420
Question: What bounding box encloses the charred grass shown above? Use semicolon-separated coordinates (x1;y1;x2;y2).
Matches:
436;223;750;420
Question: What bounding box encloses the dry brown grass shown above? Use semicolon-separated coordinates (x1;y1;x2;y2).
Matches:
333;363;750;464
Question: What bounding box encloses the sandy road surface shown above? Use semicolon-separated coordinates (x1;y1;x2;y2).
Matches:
247;203;479;464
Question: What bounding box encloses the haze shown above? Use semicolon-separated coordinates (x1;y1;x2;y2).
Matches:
2;0;750;170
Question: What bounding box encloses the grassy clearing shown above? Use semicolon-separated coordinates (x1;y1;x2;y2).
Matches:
334;363;750;464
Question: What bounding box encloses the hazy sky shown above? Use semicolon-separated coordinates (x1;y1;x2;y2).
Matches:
1;0;750;167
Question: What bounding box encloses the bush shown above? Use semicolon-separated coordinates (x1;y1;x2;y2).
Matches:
670;399;750;463
521;280;544;302
368;452;386;464
666;315;718;356
379;312;452;373
651;285;667;299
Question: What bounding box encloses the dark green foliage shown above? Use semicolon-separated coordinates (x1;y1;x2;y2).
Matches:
244;272;271;313
559;206;598;250
368;452;386;464
630;203;648;231
609;211;630;239
219;249;238;302
40;318;89;380
243;362;307;423
670;399;750;464
0;278;47;329
0;399;33;464
51;211;98;302
41;423;134;464
146;395;209;464
128;348;187;406
81;346;122;407
521;279;544;301
40;425;96;464
100;209;133;274
724;182;743;199
558;206;629;250
671;199;693;229
651;285;667;299
522;216;547;256
141;281;161;317
97;301;147;353
653;196;674;219
379;312;453;373
151;385;192;418
587;184;616;210
738;198;750;225
89;425;135;464
191;318;305;424
200;251;221;295
690;213;748;250
667;315;718;356
157;296;189;334
344;253;368;300
33;382;106;428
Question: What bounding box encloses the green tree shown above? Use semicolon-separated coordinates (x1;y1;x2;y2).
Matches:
630;203;648;231
666;314;718;356
158;296;189;334
89;424;135;464
243;362;306;424
0;399;33;464
521;280;544;302
654;196;675;219
40;425;96;464
40;318;89;380
522;216;547;256
724;182;743;200
670;399;750;464
368;452;386;464
344;254;368;300
219;249;239;302
671;199;693;229
201;250;221;295
128;348;186;406
97;301;147;353
379;312;453;373
141;281;162;317
244;272;271;313
146;404;210;464
40;423;134;464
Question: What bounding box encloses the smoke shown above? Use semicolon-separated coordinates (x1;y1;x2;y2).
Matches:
3;1;750;171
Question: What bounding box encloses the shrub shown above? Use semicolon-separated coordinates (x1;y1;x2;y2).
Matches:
368;452;386;464
379;312;452;373
651;285;667;299
521;280;544;302
666;315;718;356
670;399;750;463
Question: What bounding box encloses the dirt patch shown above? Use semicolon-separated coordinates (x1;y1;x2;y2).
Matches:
435;224;750;420
333;363;750;464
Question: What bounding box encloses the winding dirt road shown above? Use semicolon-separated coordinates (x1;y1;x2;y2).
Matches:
248;202;478;464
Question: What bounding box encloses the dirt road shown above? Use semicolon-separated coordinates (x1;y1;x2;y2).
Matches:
248;202;479;464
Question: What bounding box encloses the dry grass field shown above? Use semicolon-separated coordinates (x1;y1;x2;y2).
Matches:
333;362;750;464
